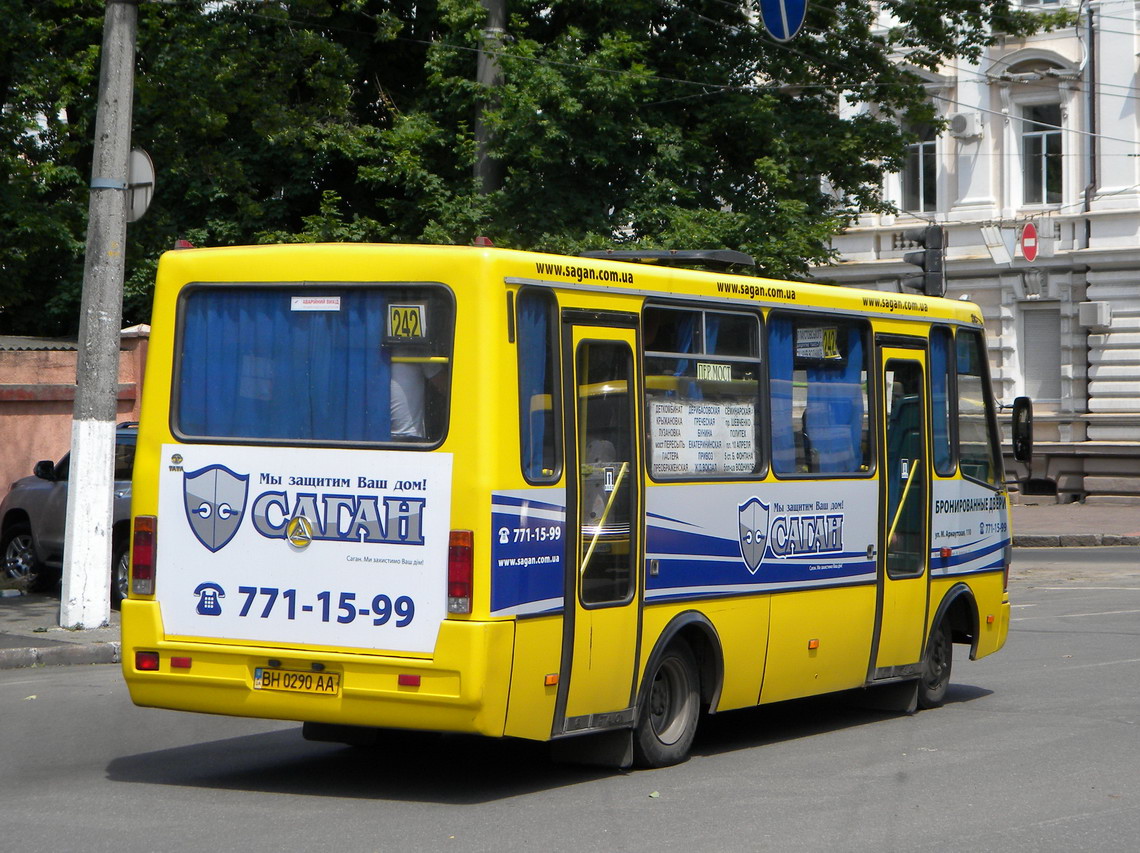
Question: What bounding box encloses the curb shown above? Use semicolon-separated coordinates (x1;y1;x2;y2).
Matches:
1013;534;1140;548
0;642;121;670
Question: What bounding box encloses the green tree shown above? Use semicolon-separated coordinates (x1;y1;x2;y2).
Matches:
0;1;101;334
0;0;1062;335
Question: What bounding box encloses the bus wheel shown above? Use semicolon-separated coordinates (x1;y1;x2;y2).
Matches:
633;642;699;768
918;618;953;709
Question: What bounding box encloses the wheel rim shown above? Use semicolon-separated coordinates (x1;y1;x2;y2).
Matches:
3;533;37;585
648;656;695;746
114;548;130;600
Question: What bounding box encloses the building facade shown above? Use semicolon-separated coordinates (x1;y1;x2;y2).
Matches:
813;0;1140;504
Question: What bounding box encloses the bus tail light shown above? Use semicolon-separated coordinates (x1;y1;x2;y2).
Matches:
135;651;160;671
448;530;473;614
132;515;157;596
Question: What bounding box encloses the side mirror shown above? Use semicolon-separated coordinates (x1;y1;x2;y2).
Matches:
33;460;56;481
1011;396;1033;463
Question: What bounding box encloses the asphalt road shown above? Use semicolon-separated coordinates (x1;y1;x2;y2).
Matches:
2;548;1138;852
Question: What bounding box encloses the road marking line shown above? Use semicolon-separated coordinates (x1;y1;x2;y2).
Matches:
1055;657;1140;671
1013;607;1140;622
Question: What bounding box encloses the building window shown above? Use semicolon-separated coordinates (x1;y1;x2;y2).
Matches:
902;125;937;212
1022;104;1062;205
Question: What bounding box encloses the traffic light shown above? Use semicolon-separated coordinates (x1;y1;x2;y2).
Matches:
903;225;945;297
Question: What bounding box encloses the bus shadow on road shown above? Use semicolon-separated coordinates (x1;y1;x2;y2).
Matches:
691;682;994;758
106;726;610;804
106;683;992;803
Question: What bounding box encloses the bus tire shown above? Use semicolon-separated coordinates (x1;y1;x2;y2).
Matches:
917;618;953;709
633;641;700;768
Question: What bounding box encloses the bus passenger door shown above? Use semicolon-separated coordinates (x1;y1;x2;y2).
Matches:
872;344;930;677
554;319;642;735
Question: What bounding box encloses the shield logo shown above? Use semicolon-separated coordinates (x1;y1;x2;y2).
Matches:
183;465;250;552
738;497;769;574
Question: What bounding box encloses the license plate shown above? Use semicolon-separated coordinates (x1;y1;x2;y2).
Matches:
253;667;341;696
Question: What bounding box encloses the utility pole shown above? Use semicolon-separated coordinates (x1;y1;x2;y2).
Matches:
474;0;505;193
61;0;138;629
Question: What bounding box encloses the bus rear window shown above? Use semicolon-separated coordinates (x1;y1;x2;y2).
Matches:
175;285;453;444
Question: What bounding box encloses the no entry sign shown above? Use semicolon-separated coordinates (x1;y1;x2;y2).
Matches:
1021;222;1038;262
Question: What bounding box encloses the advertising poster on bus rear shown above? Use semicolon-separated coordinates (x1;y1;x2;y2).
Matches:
156;444;453;654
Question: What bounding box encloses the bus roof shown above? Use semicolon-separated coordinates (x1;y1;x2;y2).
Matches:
156;242;984;328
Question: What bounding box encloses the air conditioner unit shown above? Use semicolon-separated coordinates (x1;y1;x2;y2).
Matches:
949;112;983;139
1078;301;1112;329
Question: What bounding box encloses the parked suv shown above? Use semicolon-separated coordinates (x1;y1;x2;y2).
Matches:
0;423;136;606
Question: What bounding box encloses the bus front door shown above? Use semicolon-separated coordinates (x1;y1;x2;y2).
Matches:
554;321;643;736
872;344;931;678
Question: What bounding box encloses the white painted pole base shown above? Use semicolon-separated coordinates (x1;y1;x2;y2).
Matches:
60;418;115;629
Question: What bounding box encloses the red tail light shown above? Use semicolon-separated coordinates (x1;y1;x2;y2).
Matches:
448;530;473;614
135;651;160;671
132;515;156;595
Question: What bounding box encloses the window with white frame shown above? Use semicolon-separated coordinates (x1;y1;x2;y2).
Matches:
902;124;937;212
1022;103;1062;205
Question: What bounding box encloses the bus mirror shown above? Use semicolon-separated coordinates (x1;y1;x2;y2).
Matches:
1011;396;1033;463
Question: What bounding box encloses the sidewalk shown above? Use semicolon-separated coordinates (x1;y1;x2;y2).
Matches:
1;502;1137;670
1009;501;1140;547
0;592;120;670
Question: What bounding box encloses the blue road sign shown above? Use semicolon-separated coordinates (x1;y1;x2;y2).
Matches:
759;0;808;42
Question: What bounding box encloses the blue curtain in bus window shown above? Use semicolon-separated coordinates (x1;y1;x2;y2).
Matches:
676;312;700;398
179;290;391;441
518;292;551;480
704;314;720;354
651;312;700;399
930;328;951;473
768;316;796;473
804;326;864;473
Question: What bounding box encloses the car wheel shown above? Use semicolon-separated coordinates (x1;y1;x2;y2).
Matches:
111;537;130;609
2;523;44;592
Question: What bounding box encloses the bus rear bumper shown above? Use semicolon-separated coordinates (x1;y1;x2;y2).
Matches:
120;601;515;737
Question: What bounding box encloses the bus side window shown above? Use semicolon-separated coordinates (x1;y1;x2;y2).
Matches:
769;314;871;476
930;326;954;476
643;305;761;480
517;289;561;482
956;329;1002;486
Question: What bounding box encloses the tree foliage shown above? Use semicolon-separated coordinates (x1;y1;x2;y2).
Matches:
0;0;1056;334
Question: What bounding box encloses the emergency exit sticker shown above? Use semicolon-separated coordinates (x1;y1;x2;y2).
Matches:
291;296;342;311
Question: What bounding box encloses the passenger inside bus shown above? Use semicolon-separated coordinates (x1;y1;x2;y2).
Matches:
390;360;445;439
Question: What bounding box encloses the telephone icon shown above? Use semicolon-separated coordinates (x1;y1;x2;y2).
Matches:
193;582;226;616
